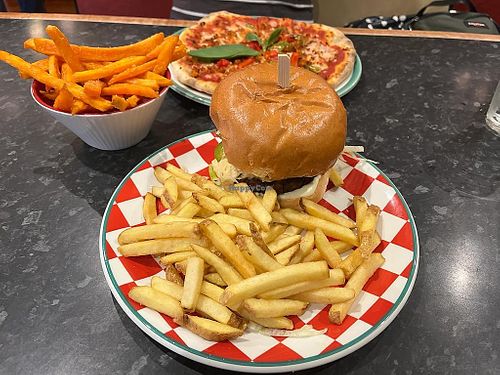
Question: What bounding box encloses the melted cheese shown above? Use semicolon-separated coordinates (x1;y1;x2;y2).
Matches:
279;175;321;200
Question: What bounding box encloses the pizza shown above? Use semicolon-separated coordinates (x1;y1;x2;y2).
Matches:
170;11;356;95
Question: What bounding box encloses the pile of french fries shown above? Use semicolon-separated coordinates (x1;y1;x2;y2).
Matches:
0;25;186;114
117;163;386;341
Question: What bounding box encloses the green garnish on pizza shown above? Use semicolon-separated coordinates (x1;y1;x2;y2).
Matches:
170;11;356;95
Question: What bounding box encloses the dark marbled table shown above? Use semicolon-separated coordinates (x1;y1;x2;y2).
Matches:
0;17;499;375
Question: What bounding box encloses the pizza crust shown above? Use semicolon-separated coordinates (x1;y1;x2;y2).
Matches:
170;59;218;95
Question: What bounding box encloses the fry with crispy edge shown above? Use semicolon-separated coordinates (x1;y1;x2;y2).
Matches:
191;244;243;285
118;222;200;245
237;309;293;330
275;244;300;265
163;176;178;208
353;196;368;229
219;194;244;208
176;315;244;342
329;168;344;187
45;25;83;72
128;286;183;320
235;183;272;231
160;251;196;264
262;187;278;213
118;238;207;257
236;235;282;272
260;268;345;299
199;220;256;278
111;95;129;111
268;235;302;255
143;192;157;225
227;208;253;221
25;32;164;61
209;213;253;236
192;174;229;200
241;298;308;318
220;261;329;309
329;253;385;325
301;198;356;228
281;208;359;246
289;230;314;264
83;80;105;98
193;192;225;213
165;264;184;286
204;272;227;287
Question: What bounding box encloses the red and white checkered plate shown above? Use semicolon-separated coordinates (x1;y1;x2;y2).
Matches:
99;130;419;373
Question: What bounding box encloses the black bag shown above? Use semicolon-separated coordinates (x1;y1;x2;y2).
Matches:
405;0;499;35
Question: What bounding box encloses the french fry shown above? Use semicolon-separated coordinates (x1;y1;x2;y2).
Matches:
72;56;146;82
220;261;329;309
235;183;272;231
108;59;157;84
301;198;356;228
165;163;193;181
176;315;243;342
144;71;172;86
283;225;303;235
359;231;381;258
358;205;381;233
153;215;237;238
53;87;73;112
338;249;364;279
201;281;225;302
193;193;225;213
289;230;314;264
302;249;323;262
83;80;105;98
329;253;385;325
65;82;113;112
204;272;228;287
340;231;382;279
209;213;253;236
249;223;274;257
199;220;256;278
268;235;301;255
241;298;308;318
291;287;355;304
261;223;287;243
275;244;300;265
227;208;253;221
47;55;60;78
236;235;282;272
191;174;229;200
152;277;240;326
126;95;140;108
191;244;243;285
237;309;293;330
281;208;359;246
26;32;165;61
329;168;344;187
111;95;129;111
219;194;244;208
0;50;64;90
125;78;159;90
175;202;201;218
181;257;204;311
163;176;178;208
353;196;368;229
154;166;171;183
143;192;157;225
118;222;200;245
160;251;196;264
128;286;183;320
118;238;206;257
314;228;342;268
170;196;195;215
165;264;184;286
154;34;178;75
70;99;89;114
270;211;288;224
260;268;345;299
101;83;158;98
262;187;278;213
45;25;83;72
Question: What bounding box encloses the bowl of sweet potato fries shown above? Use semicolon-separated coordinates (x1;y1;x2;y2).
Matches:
0;25;186;150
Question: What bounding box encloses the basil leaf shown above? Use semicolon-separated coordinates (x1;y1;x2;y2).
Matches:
245;32;263;48
189;44;260;61
214;142;225;162
264;28;283;51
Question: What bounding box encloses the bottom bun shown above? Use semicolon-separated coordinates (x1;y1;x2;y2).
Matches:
278;173;330;210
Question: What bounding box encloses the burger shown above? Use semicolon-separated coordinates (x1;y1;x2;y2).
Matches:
209;62;347;210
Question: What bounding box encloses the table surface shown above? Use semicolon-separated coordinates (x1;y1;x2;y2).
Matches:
0;17;499;375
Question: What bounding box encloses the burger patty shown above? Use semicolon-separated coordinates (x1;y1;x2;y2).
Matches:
240;176;315;195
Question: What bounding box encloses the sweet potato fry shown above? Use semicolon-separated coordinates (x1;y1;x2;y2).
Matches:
108;59;157;85
65;82;113;112
111;95;129;111
45;25;83;72
101;83;158;98
83;80;105;98
53;87;73;112
72;56;146;82
153;34;179;75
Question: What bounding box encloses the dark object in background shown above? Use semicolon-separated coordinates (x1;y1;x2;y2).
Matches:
0;1;6;12
18;0;45;12
406;0;499;35
75;0;172;18
346;0;499;35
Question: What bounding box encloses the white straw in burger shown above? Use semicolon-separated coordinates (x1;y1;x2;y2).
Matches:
278;53;290;89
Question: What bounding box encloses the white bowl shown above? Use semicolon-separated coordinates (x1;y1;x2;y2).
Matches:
31;81;168;151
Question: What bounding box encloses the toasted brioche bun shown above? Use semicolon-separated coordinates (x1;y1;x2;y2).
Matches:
278;172;330;210
210;62;346;181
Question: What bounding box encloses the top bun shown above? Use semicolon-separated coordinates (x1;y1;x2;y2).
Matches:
210;62;347;181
